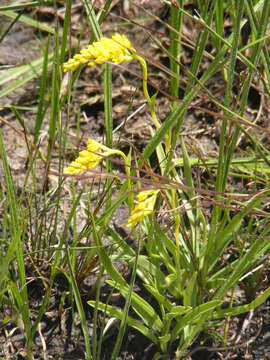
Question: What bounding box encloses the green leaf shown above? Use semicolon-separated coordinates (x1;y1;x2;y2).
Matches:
0;54;53;99
171;300;221;340
213;286;270;319
106;279;163;332
164;305;192;322
0;10;55;34
136;255;167;286
143;284;174;311
88;301;159;344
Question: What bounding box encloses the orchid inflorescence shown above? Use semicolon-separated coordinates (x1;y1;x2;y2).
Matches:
126;190;159;228
63;33;135;72
64;139;126;175
64;33;161;227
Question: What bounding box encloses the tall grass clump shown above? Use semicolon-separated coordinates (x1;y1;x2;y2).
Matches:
0;1;270;360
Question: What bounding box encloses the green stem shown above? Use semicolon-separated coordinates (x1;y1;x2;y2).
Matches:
169;0;183;102
104;63;113;210
171;189;181;291
111;231;141;359
133;54;160;129
133;53;172;155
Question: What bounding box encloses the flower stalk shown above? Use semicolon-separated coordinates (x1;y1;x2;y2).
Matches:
132;54;161;130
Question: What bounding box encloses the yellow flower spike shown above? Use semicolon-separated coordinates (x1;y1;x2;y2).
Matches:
64;161;87;175
112;33;135;52
136;190;156;202
126;190;159;228
64;138;128;176
63;33;135;72
87;138;105;152
63;58;81;72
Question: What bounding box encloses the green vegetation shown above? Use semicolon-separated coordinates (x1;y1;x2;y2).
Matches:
0;1;270;359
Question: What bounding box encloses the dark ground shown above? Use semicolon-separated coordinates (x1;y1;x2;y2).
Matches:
1;1;270;359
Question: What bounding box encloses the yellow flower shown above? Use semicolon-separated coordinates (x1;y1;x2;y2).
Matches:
64;138;127;175
64;139;108;175
63;33;135;72
126;190;159;228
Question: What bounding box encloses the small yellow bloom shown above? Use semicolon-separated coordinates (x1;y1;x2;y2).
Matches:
64;139;110;175
63;33;135;72
64;138;127;175
126;190;159;228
